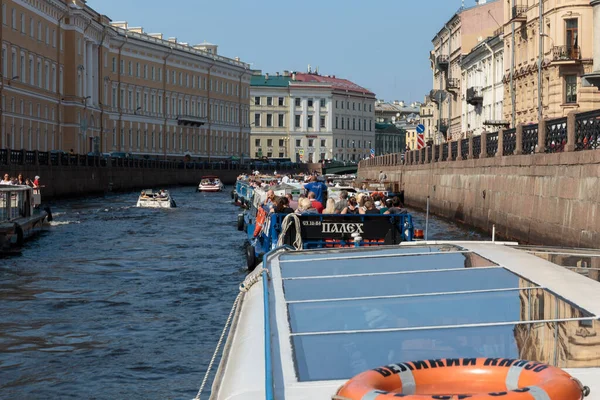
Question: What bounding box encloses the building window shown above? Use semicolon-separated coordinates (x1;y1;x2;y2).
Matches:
266;114;272;127
308;139;314;147
278;139;284;147
308;115;313;128
279;152;284;158
255;138;261;147
267;139;273;147
335;117;338;129
278;114;284;127
278;97;284;106
320;98;326;108
295;98;301;107
266;97;272;106
320;139;326;147
308;99;313;108
320;117;326;128
295;139;301;147
566;19;579;59
254;96;261;106
254;113;260;127
565;75;577;104
295;115;301;128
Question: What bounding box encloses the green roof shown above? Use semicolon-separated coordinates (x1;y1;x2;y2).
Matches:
251;75;292;87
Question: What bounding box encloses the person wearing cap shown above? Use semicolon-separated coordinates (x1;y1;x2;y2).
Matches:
33;176;40;187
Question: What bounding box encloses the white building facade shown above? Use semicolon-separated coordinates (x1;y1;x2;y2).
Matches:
250;70;375;163
461;35;504;137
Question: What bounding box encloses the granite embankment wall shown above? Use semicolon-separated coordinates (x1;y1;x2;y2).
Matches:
1;155;313;199
359;150;600;248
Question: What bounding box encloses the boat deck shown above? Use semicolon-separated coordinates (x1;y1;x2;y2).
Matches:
212;242;600;399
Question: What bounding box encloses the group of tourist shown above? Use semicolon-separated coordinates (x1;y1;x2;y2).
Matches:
261;175;407;216
0;173;40;188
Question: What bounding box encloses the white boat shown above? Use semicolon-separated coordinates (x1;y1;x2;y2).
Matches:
136;189;176;208
198;176;224;192
0;185;52;250
199;241;600;400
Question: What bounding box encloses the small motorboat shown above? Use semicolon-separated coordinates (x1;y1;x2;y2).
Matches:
136;189;176;208
197;176;224;192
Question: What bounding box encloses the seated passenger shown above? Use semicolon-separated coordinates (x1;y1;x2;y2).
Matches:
384;196;408;215
307;191;324;214
296;198;318;215
273;197;294;215
341;197;363;215
363;200;381;214
323;198;337;214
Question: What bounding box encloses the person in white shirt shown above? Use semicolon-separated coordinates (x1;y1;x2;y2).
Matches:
1;173;13;184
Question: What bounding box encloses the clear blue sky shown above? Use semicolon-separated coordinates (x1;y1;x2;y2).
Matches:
87;0;476;104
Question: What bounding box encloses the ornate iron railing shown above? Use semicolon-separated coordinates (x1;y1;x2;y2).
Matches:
575;110;600;151
427;146;432;162
461;138;469;160
442;143;448;161
486;131;498;157
552;45;581;62
451;141;458;161
545;117;567;153
472;135;481;159
415;149;420;164
503;128;517;155
522;124;538;154
420;148;426;164
434;144;440;162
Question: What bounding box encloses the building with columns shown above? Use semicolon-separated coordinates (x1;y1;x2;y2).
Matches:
430;0;503;140
461;34;504;137
0;0;251;160
501;0;600;125
250;69;375;163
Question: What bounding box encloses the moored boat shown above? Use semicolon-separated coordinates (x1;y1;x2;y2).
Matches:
0;185;52;251
136;189;176;208
197;176;224;192
199;241;599;400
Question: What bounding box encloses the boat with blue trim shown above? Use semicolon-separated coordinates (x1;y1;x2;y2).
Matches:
198;242;599;400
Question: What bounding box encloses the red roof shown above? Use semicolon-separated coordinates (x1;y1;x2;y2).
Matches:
293;73;375;96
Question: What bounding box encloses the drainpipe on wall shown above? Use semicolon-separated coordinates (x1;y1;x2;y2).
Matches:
116;36;127;152
56;9;70;151
511;0;516;128
98;26;108;153
206;58;215;162
442;24;452;138
238;65;249;161
483;41;496;123
537;0;543;124
162;47;173;160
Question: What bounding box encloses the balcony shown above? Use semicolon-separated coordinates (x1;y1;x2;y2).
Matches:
446;78;460;91
493;26;504;38
552;45;581;64
511;5;527;22
436;55;449;71
466;87;483;106
177;115;207;127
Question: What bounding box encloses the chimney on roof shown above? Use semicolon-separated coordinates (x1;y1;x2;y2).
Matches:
393;100;399;105
308;64;312;73
283;70;290;77
399;100;405;107
292;72;296;81
315;66;319;75
265;73;269;80
276;72;280;77
234;57;240;61
168;37;177;43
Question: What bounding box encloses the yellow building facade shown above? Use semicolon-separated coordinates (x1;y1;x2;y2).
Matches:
0;0;251;160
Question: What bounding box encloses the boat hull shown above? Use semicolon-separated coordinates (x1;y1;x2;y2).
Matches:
198;186;223;192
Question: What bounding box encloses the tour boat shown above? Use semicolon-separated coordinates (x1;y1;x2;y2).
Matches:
239;185;414;271
197;176;224;192
0;185;52;251
136;189;176;208
198;242;599;400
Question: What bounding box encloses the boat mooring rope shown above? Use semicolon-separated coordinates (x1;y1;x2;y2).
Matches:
277;213;303;250
192;267;268;400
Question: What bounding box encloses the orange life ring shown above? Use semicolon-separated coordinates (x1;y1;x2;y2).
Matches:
253;207;267;237
335;358;588;400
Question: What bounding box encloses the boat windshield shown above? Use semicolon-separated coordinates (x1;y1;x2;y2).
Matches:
270;245;600;383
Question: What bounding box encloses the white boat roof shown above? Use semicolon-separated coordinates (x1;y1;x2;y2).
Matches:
213;242;600;399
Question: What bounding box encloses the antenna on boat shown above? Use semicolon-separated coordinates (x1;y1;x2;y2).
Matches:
425;196;430;241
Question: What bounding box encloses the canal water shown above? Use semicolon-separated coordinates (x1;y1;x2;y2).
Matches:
0;187;486;399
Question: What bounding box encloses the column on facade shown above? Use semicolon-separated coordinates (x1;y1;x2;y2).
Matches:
315;99;321;134
86;41;94;104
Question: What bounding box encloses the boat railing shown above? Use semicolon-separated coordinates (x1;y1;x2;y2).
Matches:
0;185;33;222
268;213;414;249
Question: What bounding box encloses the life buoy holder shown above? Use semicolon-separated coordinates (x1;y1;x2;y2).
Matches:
253;207;267;237
335;358;589;400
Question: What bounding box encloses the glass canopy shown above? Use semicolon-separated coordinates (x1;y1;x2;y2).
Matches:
276;246;599;382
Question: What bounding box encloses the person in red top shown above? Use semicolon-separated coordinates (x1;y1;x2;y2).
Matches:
307;191;323;214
